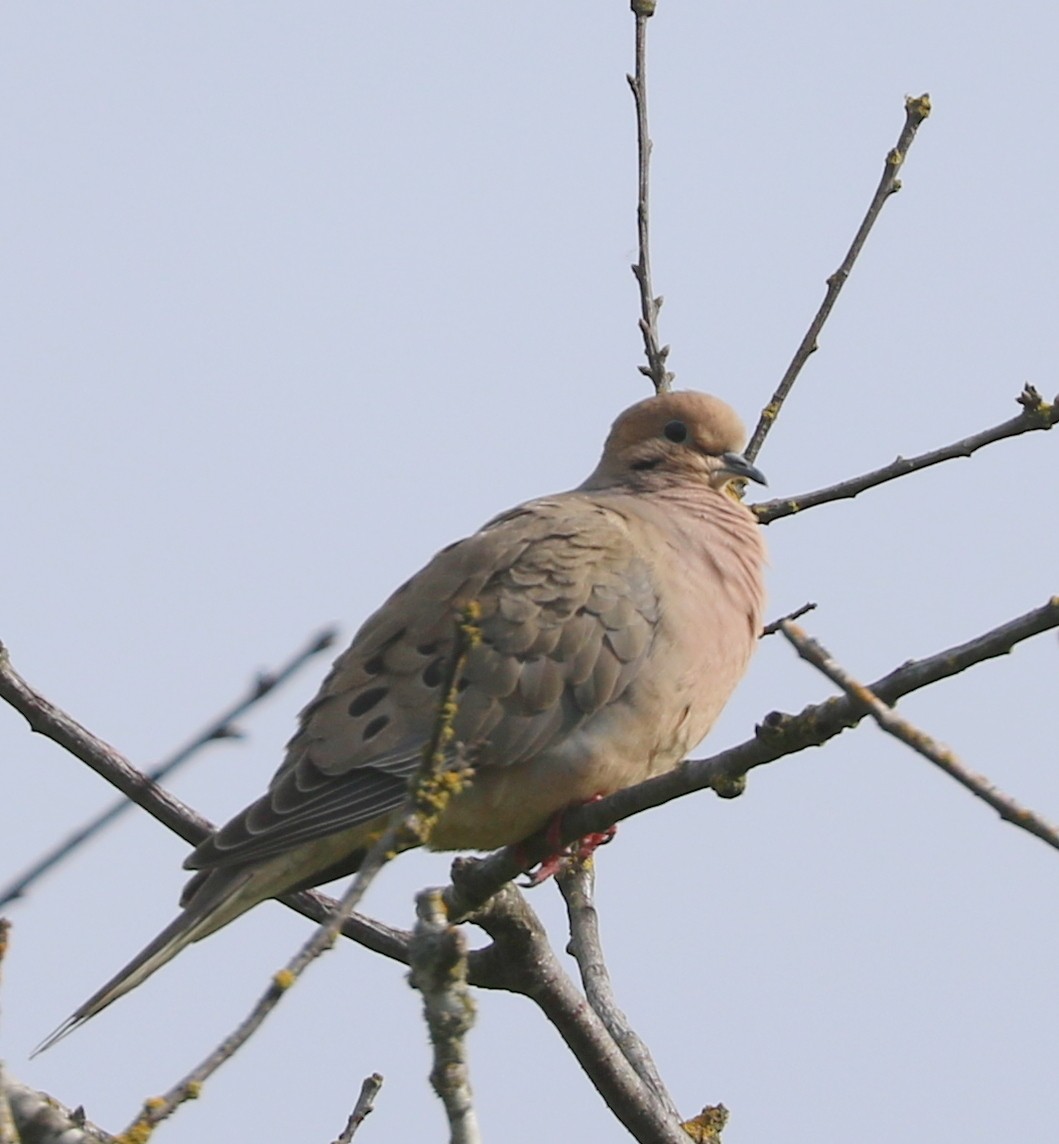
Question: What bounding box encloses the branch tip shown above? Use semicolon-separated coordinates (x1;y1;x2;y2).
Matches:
746;92;930;461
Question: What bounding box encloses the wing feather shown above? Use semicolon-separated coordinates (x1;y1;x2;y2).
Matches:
185;495;660;874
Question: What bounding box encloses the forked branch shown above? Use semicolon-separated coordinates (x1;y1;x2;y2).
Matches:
780;621;1059;851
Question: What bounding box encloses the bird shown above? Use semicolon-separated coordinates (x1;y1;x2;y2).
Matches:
38;389;767;1052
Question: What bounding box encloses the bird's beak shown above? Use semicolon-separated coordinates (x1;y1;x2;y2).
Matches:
719;451;767;487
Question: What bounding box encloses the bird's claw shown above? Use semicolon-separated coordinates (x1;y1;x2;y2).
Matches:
516;799;618;887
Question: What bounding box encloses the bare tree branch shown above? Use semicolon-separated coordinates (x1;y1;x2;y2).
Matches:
6;596;1056;958
288;888;412;965
779;620;1059;852
761;601;817;637
0;640;216;845
409;890;480;1144
745;93;932;463
0;628;337;909
0;920;15;1144
119;805;410;1136
557;861;683;1122
464;879;689;1144
0;638;416;964
118;607;482;1138
4;1077;114;1144
753;385;1057;525
627;0;672;394
0;1067;14;1144
445;597;1059;917
330;1074;384;1144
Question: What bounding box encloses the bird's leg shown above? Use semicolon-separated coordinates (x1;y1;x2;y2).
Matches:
573;822;617;860
518;795;618;887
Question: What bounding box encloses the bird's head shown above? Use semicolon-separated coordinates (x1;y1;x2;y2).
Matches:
583;390;767;492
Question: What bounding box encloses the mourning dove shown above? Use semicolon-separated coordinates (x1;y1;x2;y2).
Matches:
39;390;767;1050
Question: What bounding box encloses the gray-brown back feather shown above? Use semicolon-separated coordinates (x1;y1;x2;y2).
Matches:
186;495;659;872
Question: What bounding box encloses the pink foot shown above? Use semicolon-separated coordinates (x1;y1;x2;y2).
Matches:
517;795;617;887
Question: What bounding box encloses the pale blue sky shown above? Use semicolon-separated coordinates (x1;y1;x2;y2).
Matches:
2;3;1058;1141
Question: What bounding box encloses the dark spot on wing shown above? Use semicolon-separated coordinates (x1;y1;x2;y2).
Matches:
422;656;447;688
364;715;390;741
348;687;388;717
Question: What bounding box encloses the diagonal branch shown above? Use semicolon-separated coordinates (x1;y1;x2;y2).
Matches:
753;385;1057;525
445;597;1059;916
464;879;689;1144
557;861;682;1122
330;1074;384;1144
746;93;931;463
4;599;1057;966
0;639;216;845
0;638;412;963
4;1076;115;1144
118;606;482;1137
779;621;1059;851
0;628;337;908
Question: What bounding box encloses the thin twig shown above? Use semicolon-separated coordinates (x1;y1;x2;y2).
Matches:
119;607;481;1140
557;862;682;1122
465;880;689;1144
753;385;1057;524
330;1074;384;1144
761;601;817;637
409;890;480;1144
288;888;411;964
745;93;932;463
6;594;1056;958
780;621;1059;851
0;628;337;908
120;808;409;1137
0;641;414;963
445;597;1059;918
0;640;217;844
627;0;672;393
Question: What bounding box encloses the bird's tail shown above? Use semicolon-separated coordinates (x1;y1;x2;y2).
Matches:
33;869;254;1056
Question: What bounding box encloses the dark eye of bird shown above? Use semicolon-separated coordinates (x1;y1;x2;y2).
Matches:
663;419;688;443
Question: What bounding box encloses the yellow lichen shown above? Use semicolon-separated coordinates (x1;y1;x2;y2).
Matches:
682;1103;730;1143
114;1124;154;1144
906;92;932;119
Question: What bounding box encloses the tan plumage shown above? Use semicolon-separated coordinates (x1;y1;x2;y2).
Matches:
38;390;767;1052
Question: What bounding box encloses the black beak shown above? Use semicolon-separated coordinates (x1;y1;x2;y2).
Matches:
719;451;767;487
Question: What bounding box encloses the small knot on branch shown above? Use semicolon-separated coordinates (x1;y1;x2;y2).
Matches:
755;709;792;743
711;773;746;800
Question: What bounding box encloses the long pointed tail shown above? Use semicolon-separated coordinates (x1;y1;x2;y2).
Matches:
33;869;254;1055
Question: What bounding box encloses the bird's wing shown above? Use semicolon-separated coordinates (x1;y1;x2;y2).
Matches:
185;495;661;872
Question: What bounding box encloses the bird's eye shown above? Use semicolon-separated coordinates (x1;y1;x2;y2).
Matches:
663;419;688;443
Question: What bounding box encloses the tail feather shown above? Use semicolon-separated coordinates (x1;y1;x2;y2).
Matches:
33;869;254;1056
